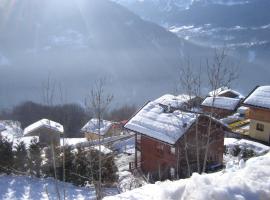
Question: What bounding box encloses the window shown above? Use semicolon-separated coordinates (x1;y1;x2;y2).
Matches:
256;123;264;131
170;147;176;155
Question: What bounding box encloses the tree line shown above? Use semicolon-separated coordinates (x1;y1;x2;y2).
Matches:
0;101;137;137
0;137;117;186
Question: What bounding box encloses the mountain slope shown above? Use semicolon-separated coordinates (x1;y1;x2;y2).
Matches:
0;0;208;108
112;0;270;93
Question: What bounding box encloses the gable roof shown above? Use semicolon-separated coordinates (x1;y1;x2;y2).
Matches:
201;96;240;111
24;119;64;136
154;94;194;108
81;118;113;135
243;85;270;110
125;101;197;144
209;87;244;99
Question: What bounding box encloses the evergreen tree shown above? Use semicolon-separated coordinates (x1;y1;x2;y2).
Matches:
102;154;118;183
43;144;62;179
59;145;76;183
14;141;28;173
73;146;89;186
28;138;42;177
0;138;14;174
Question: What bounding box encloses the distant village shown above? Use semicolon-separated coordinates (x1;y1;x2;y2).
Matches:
0;85;270;191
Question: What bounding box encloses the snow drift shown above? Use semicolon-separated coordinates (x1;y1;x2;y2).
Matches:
105;152;270;200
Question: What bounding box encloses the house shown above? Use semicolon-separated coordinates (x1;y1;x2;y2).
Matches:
125;101;228;181
208;87;244;99
81;118;114;141
201;96;241;118
110;120;128;135
23;119;64;146
242;85;270;143
154;94;203;111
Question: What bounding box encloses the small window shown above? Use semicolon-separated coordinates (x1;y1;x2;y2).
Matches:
170;147;176;154
256;123;264;132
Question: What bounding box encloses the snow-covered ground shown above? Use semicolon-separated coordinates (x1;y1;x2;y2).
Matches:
0;175;96;200
114;153;146;193
224;137;270;155
105;152;270;200
223;137;270;172
112;137;135;154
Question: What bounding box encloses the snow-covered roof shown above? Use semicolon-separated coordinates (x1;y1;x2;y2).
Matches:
202;96;240;111
81;118;113;135
209;87;244;99
23;119;64;136
0;123;6;132
237;106;249;114
125;102;197;144
243;86;270;109
154;94;194;108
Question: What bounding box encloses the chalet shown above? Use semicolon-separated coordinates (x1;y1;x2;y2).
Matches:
125;101;228;182
154;94;203;110
201;96;241;118
81;118;114;141
111;120;128;135
208;87;244;99
23;119;64;146
243;86;270;143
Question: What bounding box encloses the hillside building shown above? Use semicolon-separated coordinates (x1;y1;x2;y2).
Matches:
23;119;64;146
125;101;228;181
243;86;270;143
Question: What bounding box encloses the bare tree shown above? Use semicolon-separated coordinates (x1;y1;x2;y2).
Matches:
202;48;238;172
85;78;113;200
42;74;56;106
177;58;202;174
177;48;238;175
41;74;62;200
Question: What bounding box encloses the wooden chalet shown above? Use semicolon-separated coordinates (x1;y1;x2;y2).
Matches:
23;119;64;146
125;101;228;182
243;86;270;143
201;96;241;119
208;87;244;99
81;118;114;141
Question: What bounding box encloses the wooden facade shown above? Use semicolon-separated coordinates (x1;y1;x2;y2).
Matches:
36;127;61;146
134;115;226;182
85;132;104;141
217;91;240;99
242;86;270;143
84;122;124;141
248;107;270;123
201;106;235;119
